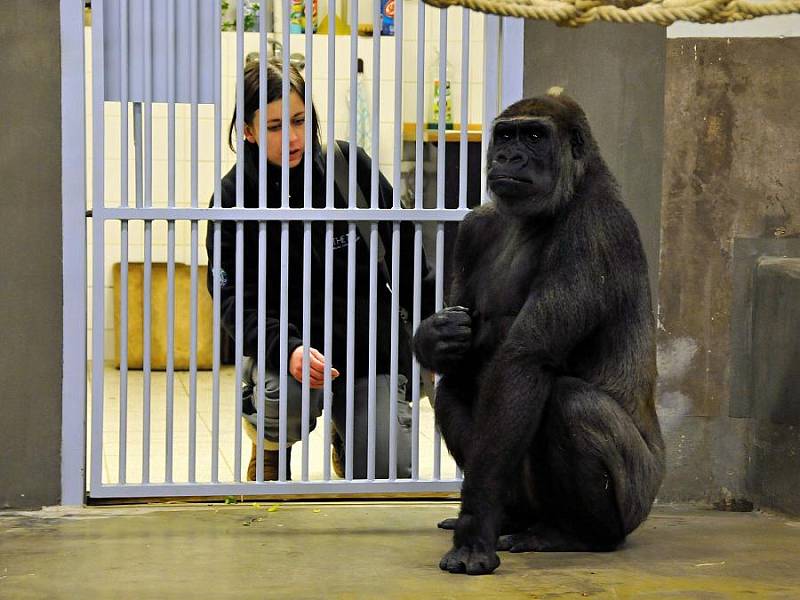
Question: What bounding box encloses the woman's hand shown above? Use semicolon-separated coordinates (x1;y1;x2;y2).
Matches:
289;346;340;389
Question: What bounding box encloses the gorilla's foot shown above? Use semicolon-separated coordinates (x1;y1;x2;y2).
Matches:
439;545;501;575
496;531;547;552
439;514;532;532
497;525;610;553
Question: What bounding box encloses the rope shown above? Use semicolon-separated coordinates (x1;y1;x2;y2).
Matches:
422;0;800;26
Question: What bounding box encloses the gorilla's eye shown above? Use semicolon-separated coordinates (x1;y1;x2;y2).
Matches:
521;123;547;143
495;123;515;141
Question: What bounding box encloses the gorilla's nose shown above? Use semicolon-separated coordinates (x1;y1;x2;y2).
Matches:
495;150;525;166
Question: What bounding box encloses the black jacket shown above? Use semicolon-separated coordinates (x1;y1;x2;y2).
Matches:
206;140;435;380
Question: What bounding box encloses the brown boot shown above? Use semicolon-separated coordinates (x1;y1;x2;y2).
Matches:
331;431;345;479
247;444;292;481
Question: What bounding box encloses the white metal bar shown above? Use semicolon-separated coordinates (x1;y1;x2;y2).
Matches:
345;221;356;480
134;103;143;209
345;0;360;483
415;0;425;213
256;243;266;478
388;223;400;480
255;252;267;485
188;0;200;483
323;221;334;481
323;0;337;483
499;17;525;110
279;220;290;482
301;0;315;482
88;479;463;499
371;0;381;183
349;0;358;193
366;0;383;484
411;0;426;480
459;9;470;211
388;0;404;482
437;11;447;183
482;15;500;205
61;0;87;505
104;207;471;221
165;0;177;484
118;0;130;485
392;0;403;213
256;0;270;483
367;222;378;481
279;0;292;483
142;0;153;484
234;0;245;482
301;227;311;482
90;0;106;495
119;244;129;481
411;225;422;479
211;0;223;483
433;224;444;479
433;6;449;481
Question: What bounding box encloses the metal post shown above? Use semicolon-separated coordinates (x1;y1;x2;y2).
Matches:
61;0;88;506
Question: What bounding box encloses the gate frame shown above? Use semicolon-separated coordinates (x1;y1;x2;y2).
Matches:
59;0;525;505
61;0;89;507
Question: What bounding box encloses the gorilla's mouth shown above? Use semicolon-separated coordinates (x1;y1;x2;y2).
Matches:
488;174;533;185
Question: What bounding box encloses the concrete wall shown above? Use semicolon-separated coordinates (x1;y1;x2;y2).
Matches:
523;22;666;302
523;20;800;515
0;1;63;508
657;36;800;512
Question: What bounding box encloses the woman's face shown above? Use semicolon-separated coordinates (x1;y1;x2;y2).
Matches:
244;90;306;168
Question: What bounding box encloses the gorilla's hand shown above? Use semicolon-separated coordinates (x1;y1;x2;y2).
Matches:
413;306;472;374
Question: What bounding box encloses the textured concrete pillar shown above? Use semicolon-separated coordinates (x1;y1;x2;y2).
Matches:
0;1;63;508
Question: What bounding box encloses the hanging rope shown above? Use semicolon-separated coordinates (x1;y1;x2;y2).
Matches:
422;0;800;26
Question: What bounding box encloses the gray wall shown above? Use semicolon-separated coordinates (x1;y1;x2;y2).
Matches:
523;22;666;301
0;1;63;508
657;38;800;513
523;25;800;515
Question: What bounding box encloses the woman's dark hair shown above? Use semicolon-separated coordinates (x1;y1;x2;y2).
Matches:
228;57;321;155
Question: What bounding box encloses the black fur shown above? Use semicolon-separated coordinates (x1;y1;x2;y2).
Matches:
413;93;665;576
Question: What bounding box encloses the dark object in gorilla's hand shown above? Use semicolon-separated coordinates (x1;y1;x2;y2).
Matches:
414;91;665;576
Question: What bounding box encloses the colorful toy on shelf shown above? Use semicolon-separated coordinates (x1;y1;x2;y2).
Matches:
381;0;395;35
289;0;318;33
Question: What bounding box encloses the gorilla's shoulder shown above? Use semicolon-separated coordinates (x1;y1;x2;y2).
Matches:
462;203;498;229
457;204;499;244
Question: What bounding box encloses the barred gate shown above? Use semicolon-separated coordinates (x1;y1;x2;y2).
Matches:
60;0;523;502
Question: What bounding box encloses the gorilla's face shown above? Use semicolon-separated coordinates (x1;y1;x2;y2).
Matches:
487;117;558;216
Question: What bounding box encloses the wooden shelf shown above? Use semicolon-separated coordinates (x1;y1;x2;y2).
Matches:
402;123;482;143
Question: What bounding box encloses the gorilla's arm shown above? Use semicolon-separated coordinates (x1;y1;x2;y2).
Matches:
413;210;482;374
507;265;610;363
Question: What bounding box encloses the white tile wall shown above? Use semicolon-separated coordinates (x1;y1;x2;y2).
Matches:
85;4;487;360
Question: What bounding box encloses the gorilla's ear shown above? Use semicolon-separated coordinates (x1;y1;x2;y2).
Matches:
570;127;586;160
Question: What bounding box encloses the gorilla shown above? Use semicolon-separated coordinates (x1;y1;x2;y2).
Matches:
413;91;665;576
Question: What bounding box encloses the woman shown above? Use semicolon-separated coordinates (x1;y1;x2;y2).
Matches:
206;59;435;481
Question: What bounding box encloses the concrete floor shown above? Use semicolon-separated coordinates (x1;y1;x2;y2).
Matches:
1;504;799;598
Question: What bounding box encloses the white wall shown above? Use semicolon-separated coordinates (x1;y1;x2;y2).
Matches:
85;4;487;360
